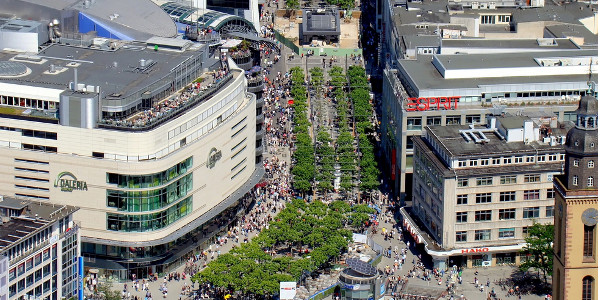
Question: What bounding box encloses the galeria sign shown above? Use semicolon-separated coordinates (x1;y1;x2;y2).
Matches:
461;247;489;254
406;96;460;111
54;172;88;192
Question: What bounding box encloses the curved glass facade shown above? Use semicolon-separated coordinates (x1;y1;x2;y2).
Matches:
107;196;192;232
107;174;193;212
106;157;192;188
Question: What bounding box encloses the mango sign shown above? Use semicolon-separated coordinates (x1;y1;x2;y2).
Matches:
461;247;489;254
406;96;460;111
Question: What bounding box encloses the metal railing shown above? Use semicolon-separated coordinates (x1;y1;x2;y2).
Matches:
98;73;233;132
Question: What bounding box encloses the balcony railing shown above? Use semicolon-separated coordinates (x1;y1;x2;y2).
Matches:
99;73;234;132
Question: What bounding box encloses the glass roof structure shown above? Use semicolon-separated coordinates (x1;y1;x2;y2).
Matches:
160;2;256;33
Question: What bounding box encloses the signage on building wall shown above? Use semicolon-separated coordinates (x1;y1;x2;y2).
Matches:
54;172;88;192
461;247;489;254
406;96;460;111
207;147;222;169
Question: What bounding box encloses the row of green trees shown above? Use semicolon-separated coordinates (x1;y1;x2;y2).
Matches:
347;66;380;192
192;200;374;296
285;0;355;10
329;66;357;194
289;67;315;194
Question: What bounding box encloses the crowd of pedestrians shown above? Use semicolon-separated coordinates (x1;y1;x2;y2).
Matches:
101;66;230;128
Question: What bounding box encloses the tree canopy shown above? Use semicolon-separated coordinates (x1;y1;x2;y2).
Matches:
192;200;371;296
519;222;554;283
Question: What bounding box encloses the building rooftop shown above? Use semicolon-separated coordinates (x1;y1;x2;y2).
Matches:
426;122;565;159
0;197;78;250
440;38;580;51
435;49;596;70
0;18;43;33
397;50;598;92
0;41;212;102
8;0;177;40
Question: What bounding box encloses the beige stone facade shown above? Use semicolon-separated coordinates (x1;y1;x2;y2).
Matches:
553;179;598;300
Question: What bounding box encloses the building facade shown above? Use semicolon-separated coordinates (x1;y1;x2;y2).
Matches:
0;197;80;300
0;40;263;280
381;49;597;203
553;93;598;300
406;116;564;269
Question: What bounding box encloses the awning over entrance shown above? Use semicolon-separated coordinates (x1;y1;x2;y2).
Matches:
399;207;424;245
399;207;527;258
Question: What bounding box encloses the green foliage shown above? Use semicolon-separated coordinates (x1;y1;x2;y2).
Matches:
325;0;355;10
285;0;300;9
96;281;122;300
289;67;315;193
347;66;380;193
193;200;363;296
519;222;554;283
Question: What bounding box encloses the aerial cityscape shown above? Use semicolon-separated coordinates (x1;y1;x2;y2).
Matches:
0;0;596;299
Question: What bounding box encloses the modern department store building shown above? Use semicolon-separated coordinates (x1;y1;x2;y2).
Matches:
0;39;264;280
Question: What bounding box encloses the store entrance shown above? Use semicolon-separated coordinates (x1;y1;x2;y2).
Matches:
449;255;467;269
129;266;153;281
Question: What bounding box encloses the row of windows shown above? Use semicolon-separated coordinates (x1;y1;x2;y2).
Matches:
456;226;533;242
22;143;57;153
572;175;595;187
0;127;57;140
573;159;595;168
6;227;53;262
458;174;554;187
106;157;192;188
167;83;243;141
456;189;554;204
107;196;192;232
407;115;482;129
457;154;563;168
456;206;553;223
106;174;193;212
0;96;58;110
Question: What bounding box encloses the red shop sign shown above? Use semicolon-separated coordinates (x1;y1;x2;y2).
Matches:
461;247;489;254
406;96;460;111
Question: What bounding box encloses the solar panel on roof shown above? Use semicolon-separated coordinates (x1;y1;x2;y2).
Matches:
346;258;377;276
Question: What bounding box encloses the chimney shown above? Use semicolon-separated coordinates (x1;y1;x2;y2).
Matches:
488;116;496;129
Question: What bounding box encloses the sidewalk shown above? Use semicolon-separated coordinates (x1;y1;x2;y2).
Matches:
369;212;549;300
